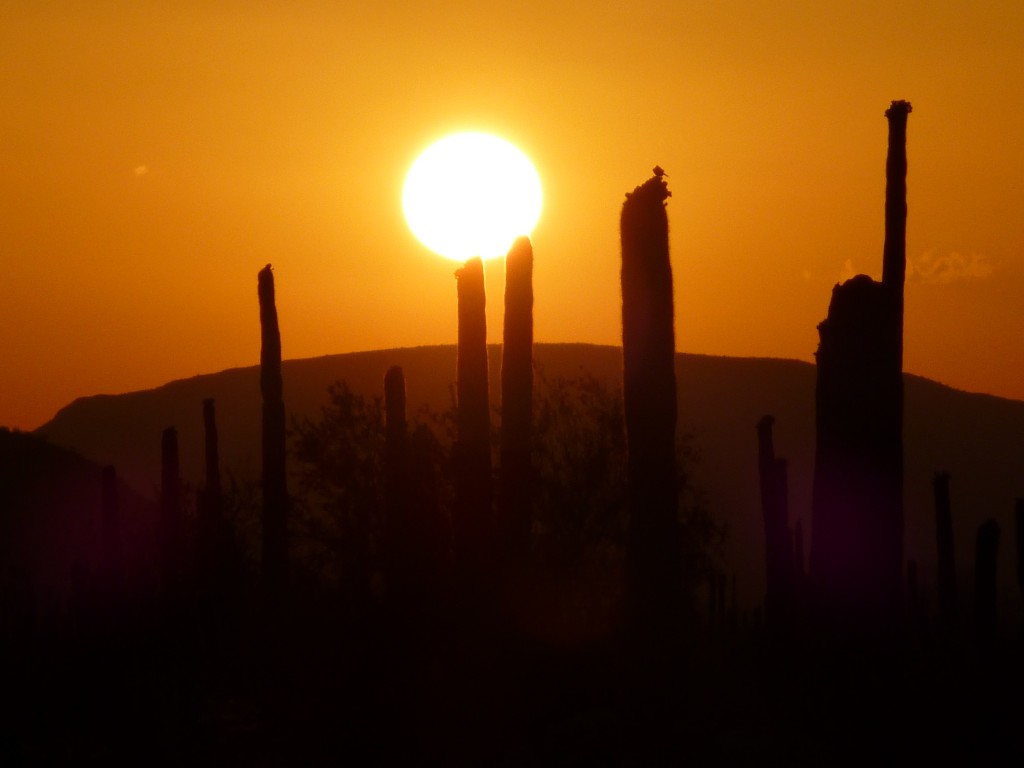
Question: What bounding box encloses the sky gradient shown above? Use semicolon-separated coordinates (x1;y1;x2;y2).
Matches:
3;1;1023;430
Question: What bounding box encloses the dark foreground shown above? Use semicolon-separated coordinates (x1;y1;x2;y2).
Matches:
5;578;1023;766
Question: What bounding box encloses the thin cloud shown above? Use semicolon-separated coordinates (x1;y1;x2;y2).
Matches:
838;259;857;282
909;251;994;284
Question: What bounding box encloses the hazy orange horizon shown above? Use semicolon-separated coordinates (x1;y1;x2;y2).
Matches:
3;2;1023;431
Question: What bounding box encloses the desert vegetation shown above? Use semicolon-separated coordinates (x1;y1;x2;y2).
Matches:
3;103;1024;763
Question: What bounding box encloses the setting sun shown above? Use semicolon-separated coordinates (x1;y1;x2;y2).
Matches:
402;132;542;261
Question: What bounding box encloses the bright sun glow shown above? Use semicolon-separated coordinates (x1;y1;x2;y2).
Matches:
403;132;542;261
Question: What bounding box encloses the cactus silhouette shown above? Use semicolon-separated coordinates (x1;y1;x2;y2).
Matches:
810;101;911;629
99;464;123;599
974;519;999;648
197;397;236;608
757;415;794;630
620;169;682;646
499;235;534;565
198;397;224;568
200;398;222;520
258;264;288;596
933;471;957;630
1015;498;1024;602
160;425;182;588
453;256;493;589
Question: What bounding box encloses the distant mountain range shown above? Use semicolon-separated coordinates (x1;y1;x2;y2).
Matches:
29;343;1024;614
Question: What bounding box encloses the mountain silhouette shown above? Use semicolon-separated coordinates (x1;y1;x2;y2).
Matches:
32;343;1024;616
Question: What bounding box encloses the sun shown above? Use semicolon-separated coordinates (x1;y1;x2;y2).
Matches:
403;132;542;261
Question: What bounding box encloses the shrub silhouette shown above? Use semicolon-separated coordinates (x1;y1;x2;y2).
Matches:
287;367;720;632
291;382;387;605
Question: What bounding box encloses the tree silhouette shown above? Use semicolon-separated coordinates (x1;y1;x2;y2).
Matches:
291;381;386;607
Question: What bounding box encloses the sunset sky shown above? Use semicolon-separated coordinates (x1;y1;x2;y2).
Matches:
3;1;1023;430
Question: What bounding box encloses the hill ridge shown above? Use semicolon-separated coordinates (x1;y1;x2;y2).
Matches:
32;343;1024;611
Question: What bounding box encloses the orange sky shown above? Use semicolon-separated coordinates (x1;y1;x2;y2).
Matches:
3;1;1023;430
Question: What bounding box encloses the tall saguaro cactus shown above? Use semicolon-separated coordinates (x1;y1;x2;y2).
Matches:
620;168;681;642
258;264;288;595
810;101;911;629
499;236;534;563
453;256;493;587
